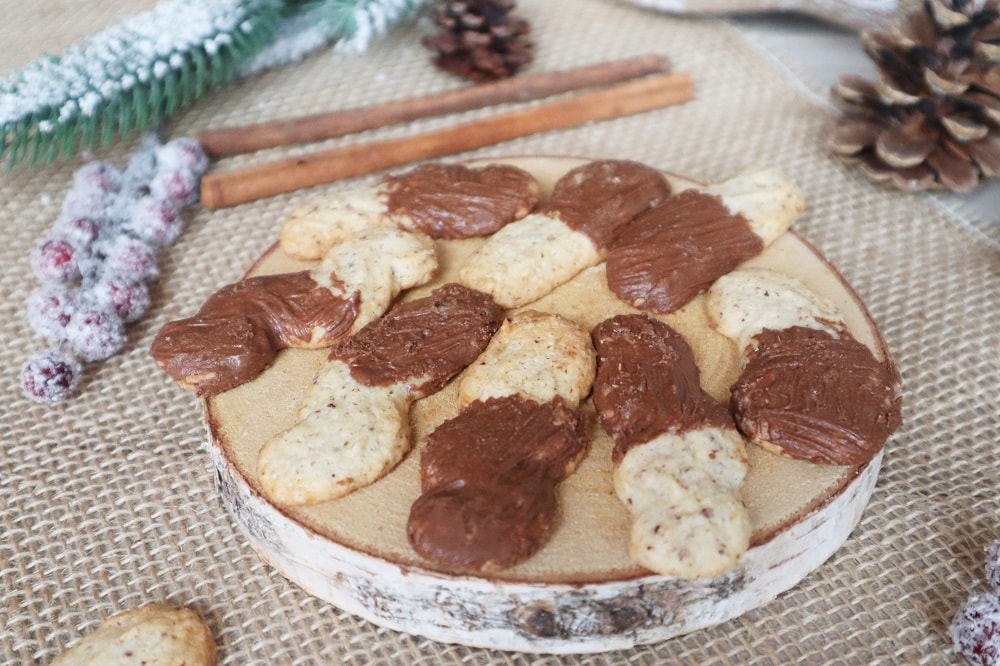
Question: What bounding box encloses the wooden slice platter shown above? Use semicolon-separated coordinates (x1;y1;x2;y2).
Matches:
203;156;892;653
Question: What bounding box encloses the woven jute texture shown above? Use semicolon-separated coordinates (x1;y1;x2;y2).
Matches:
2;1;998;664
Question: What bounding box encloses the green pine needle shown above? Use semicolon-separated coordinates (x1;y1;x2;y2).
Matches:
324;0;431;53
239;0;432;75
0;0;285;169
0;0;431;170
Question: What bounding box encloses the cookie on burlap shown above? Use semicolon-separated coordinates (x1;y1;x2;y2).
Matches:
52;605;216;666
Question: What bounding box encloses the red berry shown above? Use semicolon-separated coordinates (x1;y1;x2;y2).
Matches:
149;167;200;207
21;350;83;404
26;286;79;340
61;185;113;221
121;134;160;195
52;215;102;250
100;235;159;282
30;238;81;284
66;307;126;361
951;593;1000;665
127;196;184;247
986;541;1000;594
156;137;209;175
73;161;123;194
87;277;150;323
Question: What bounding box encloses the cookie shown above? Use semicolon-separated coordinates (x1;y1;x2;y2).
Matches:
460;160;670;307
151;228;436;396
52;606;215;666
606;167;805;314
614;430;750;578
280;162;540;261
457;309;596;408
257;283;503;506
592;314;750;578
314;227;438;334
407;311;593;572
706;268;902;465
704;265;843;352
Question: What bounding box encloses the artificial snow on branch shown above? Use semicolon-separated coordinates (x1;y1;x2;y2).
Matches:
331;0;431;54
0;0;431;169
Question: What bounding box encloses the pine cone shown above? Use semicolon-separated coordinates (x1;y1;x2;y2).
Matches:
830;0;1000;192
423;0;533;81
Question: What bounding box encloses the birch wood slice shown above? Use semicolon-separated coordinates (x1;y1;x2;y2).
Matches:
203;156;893;653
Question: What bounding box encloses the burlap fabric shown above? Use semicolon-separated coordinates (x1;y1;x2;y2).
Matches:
2;1;997;663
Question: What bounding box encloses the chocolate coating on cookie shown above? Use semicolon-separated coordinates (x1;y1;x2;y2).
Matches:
383;163;540;239
151;315;275;397
407;395;587;573
731;325;902;466
330;283;505;395
606;190;764;314
202;271;358;347
591;314;734;462
151;272;359;396
540;159;671;249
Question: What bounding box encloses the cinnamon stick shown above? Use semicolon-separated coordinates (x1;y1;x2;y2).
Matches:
196;55;672;157
200;72;694;209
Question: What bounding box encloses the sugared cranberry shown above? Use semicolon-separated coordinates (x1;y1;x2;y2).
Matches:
73;161;122;194
126;196;183;247
99;235;160;283
952;593;1000;665
21;350;83;404
52;215;102;250
65;307;126;361
120;133;160;196
30;238;82;284
87;277;150;323
149;167;200;207
986;541;1000;594
156;137;209;176
98;192;139;231
26;286;79;341
60;185;113;222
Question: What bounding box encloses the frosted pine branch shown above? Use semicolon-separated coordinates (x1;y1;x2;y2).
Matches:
328;0;432;53
243;0;432;73
240;5;336;74
0;0;284;167
0;0;430;168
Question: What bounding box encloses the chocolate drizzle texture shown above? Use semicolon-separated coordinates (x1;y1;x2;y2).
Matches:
151;271;359;396
732;325;902;465
540;159;671;250
384;163;539;239
330;283;504;395
407;395;587;573
606;190;763;314
591;314;734;463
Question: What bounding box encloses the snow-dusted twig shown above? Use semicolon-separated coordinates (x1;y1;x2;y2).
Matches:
0;0;285;168
0;0;432;170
